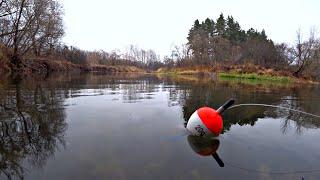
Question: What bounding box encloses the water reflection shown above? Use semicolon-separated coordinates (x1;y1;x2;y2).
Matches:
169;75;320;134
0;79;67;180
0;73;319;179
187;135;224;167
224;104;320;135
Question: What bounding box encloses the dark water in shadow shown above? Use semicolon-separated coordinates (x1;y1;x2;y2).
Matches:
0;73;320;180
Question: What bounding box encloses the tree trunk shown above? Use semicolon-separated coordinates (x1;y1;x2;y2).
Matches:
10;54;22;70
11;0;26;71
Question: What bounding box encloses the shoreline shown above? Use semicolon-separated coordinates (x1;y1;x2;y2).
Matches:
0;58;145;76
1;59;319;85
155;65;319;84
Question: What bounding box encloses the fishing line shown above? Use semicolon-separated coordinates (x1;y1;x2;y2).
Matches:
220;103;320;175
167;103;320;141
165;103;320;175
223;160;320;175
228;103;320;119
218;134;320;175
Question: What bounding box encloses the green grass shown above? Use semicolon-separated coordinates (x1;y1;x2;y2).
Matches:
218;72;292;83
156;70;201;75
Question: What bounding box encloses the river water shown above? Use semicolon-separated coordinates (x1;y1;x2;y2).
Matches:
0;73;320;180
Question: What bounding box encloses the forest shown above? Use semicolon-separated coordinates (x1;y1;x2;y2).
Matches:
1;0;319;80
165;14;320;80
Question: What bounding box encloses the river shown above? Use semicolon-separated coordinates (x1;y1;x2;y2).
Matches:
0;73;319;180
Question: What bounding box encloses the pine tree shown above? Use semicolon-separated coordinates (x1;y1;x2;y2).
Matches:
186;14;275;67
226;16;241;43
187;19;200;44
187;19;206;63
238;30;247;42
194;19;201;29
203;18;215;37
216;13;226;36
261;29;267;40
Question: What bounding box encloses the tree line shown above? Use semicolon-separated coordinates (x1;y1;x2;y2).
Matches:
0;0;162;71
165;14;320;79
1;1;319;79
52;45;163;70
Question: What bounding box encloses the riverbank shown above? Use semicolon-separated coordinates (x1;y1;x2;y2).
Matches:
218;72;291;83
0;57;145;76
156;64;319;84
1;55;318;85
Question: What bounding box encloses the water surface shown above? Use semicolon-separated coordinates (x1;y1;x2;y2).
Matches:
0;73;319;180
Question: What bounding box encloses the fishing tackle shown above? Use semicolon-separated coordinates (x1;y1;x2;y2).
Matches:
186;98;235;136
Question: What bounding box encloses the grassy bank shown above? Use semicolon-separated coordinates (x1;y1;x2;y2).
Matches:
156;66;212;76
218;72;292;83
155;64;320;84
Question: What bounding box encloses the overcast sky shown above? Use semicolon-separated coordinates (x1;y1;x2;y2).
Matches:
62;0;320;57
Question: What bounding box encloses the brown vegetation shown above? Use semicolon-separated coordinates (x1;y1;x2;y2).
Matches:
0;44;11;74
163;14;320;81
1;1;319;82
212;63;292;77
0;56;145;75
157;63;291;77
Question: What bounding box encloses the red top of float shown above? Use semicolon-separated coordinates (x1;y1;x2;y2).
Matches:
197;107;223;136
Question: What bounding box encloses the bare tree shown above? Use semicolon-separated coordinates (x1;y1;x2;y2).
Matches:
292;29;319;77
0;0;64;69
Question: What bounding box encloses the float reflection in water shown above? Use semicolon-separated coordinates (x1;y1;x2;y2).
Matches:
187;135;224;167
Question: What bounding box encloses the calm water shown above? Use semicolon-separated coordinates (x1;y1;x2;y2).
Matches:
0;73;320;180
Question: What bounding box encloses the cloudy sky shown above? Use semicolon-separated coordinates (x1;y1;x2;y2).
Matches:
62;0;320;57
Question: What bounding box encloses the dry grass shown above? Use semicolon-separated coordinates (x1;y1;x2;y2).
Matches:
156;65;212;75
26;58;145;73
155;63;317;83
212;63;292;77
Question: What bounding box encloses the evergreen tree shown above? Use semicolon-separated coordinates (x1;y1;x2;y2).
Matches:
238;30;247;42
185;14;277;67
187;19;207;63
216;13;226;36
247;28;259;39
261;29;267;40
226;16;241;43
203;18;215;37
247;28;268;41
194;19;201;29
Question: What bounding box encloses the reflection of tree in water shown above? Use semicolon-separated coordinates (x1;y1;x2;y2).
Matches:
121;80;159;103
267;95;320;135
167;88;189;107
0;73;163;179
165;77;320;134
171;81;281;131
0;80;67;180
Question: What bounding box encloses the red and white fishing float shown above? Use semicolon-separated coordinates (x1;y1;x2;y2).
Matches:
186;99;235;137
